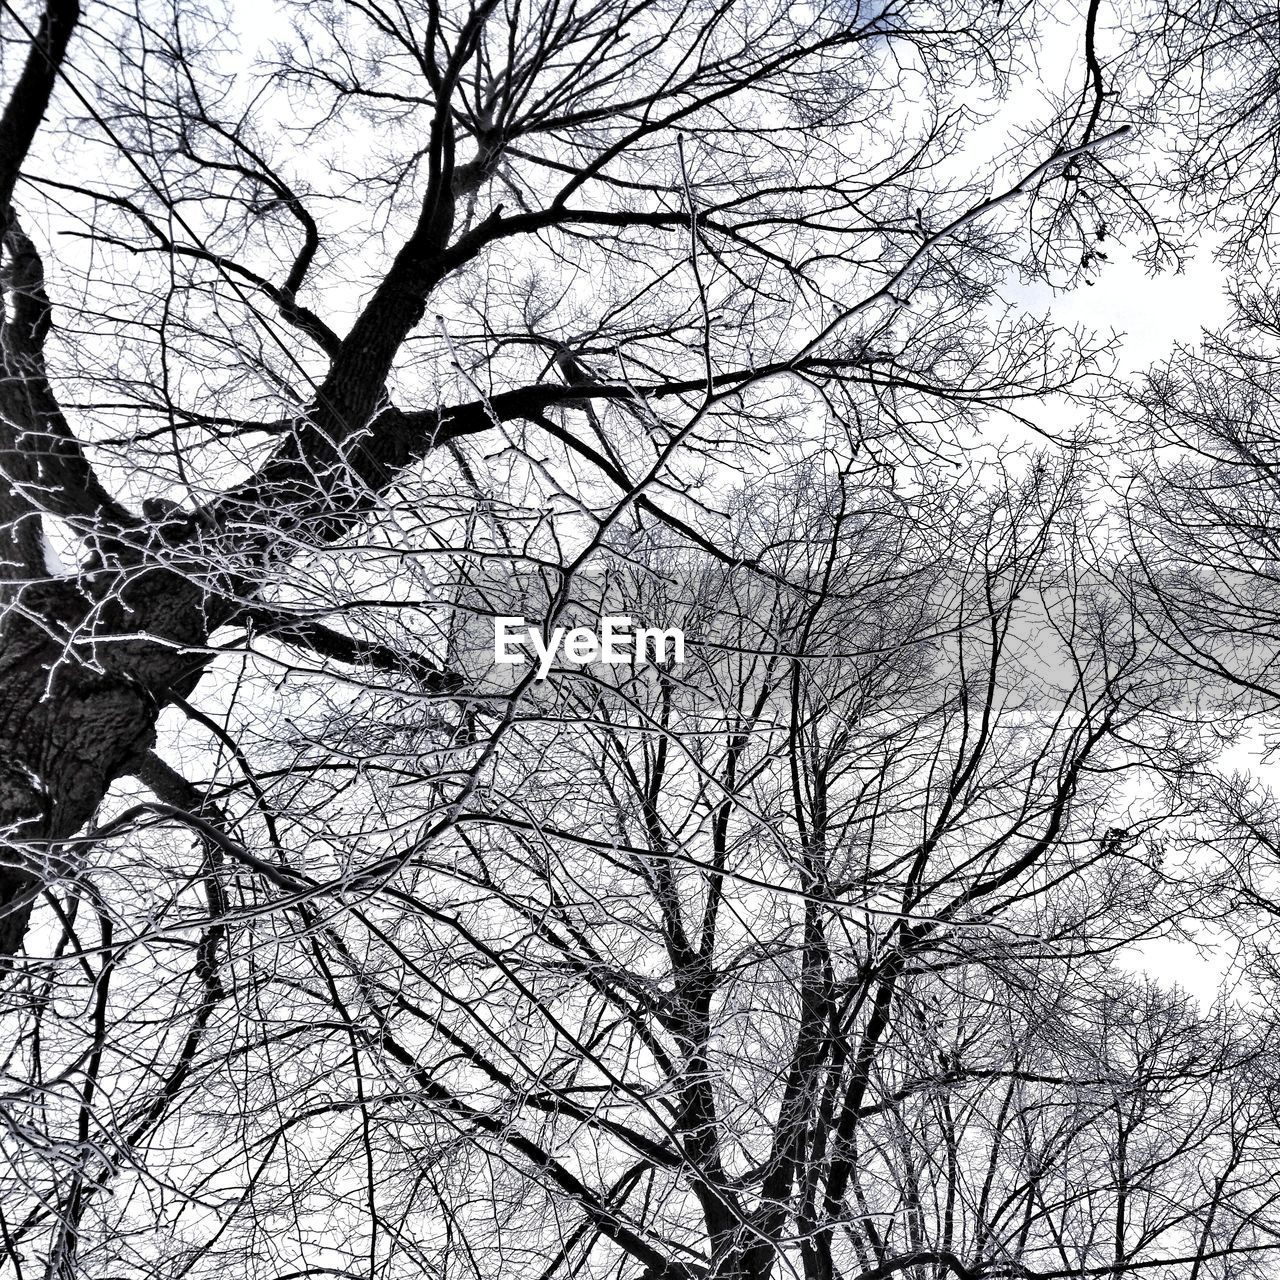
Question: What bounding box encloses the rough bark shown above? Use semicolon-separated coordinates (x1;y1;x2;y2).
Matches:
0;569;208;953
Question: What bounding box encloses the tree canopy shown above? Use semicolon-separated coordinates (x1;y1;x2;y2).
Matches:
3;2;1280;1279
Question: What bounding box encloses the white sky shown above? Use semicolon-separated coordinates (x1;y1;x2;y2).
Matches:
1011;239;1232;372
1016;244;1242;1007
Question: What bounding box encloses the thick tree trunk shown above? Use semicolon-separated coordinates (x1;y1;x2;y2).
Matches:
0;571;208;955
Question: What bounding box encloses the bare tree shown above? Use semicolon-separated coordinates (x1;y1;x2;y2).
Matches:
6;435;1274;1278
2;1;1275;1278
0;0;1128;957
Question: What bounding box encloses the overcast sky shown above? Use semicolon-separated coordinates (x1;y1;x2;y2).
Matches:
1018;240;1242;1004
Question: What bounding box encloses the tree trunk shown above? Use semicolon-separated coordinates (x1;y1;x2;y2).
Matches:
0;570;208;954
